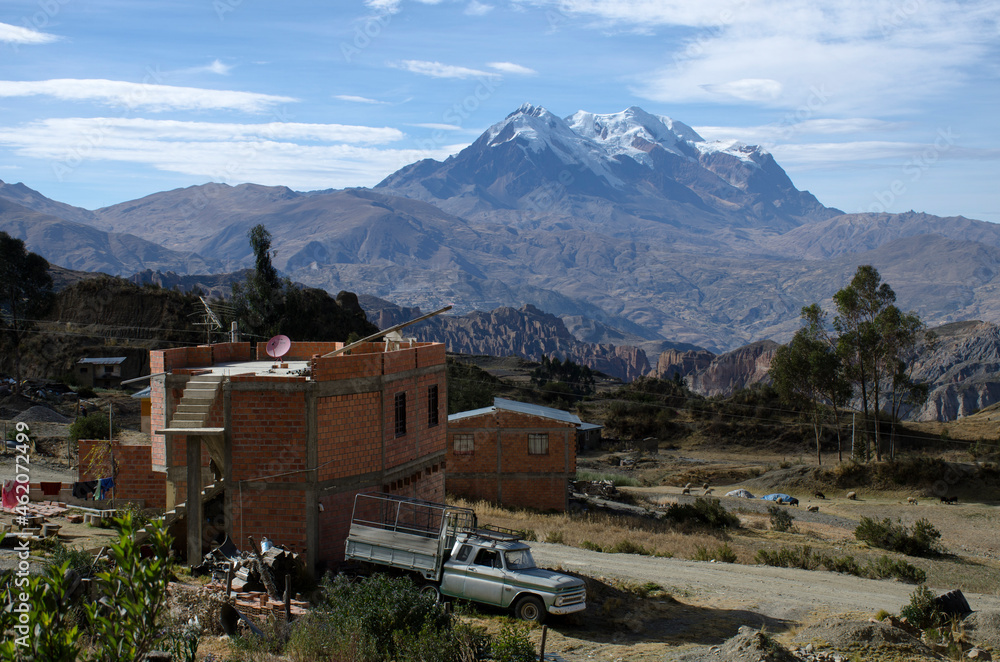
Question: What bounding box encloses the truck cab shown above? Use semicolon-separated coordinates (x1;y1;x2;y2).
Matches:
440;531;586;622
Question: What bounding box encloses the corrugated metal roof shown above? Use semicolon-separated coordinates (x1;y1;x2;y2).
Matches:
131;386;151;398
78;357;127;365
448;397;582;426
578;422;602;431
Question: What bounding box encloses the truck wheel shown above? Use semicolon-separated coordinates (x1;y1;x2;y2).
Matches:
514;596;546;623
419;583;441;603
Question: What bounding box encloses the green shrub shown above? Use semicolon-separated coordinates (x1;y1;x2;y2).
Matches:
580;540;603;552
868;555;926;584
692;543;737;563
46;540;96;578
900;585;944;629
855;516;942;557
757;547;927;584
289;574;478;662
755;546;821;570
662;497;739;530
545;530;565;544
575;471;642;487
489;622;536;662
767;505;794;532
608;539;654;555
68;412;118;442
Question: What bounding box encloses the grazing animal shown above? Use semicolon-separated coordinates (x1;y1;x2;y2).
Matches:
703;482;710;490
847;491;858;500
704;488;713;496
682;487;691;495
907;496;918;505
807;505;819;513
941;496;958;504
775;497;785;505
787;497;799;506
814;491;826;499
684;482;692;489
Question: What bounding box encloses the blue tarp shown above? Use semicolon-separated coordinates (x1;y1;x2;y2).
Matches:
761;493;797;504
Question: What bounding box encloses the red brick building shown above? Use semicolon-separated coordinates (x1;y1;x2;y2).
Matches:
133;339;446;572
446;398;579;512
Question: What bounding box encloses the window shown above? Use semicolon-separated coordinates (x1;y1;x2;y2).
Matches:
528;433;549;455
456;544;472;562
453;433;474;455
427;384;439;427
474;549;500;568
394;392;407;437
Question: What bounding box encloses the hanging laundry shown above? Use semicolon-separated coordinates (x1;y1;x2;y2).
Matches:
97;477;115;500
1;480;16;510
40;482;61;496
72;480;97;500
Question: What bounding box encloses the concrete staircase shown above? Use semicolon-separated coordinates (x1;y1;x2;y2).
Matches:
168;373;224;429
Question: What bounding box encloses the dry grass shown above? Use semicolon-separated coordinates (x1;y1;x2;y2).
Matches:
451;497;733;560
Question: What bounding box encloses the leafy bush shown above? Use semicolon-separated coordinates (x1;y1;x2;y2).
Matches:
662;497;740;530
692;542;737;563
768;505;794;532
68;411;118;442
489;622;536;662
580;540;603;552
855;516;942;557
900;585;944;629
608;539;654;556
755;545;821;570
756;547;926;584
46;540;96;577
289;574;480;662
545;530;565;544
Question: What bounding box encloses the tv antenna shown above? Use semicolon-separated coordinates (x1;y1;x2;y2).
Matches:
265;334;291;368
192;296;223;344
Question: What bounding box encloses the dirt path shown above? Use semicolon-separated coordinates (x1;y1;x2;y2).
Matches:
531;542;1000;623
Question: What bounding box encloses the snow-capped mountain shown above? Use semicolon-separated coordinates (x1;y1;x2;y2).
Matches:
377;103;838;233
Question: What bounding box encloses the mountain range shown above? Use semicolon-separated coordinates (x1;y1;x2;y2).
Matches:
3;103;1000;404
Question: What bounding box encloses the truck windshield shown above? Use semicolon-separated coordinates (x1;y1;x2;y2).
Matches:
504;549;536;570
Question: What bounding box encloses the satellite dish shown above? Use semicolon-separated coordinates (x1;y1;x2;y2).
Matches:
265;335;291;359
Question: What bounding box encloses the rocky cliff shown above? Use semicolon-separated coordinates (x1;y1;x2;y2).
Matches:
359;297;650;381
685;341;779;397
654;348;716;381
908;321;1000;421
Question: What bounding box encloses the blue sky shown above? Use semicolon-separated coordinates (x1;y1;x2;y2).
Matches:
1;0;998;222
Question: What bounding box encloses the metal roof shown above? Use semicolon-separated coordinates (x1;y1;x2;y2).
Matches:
77;357;127;365
578;422;602;431
131;386;151;399
448;397;581;426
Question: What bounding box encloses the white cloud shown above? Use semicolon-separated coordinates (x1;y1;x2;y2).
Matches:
702;78;782;102
519;0;1000;115
335;94;390;104
466;1;495;15
695;118;905;144
0;22;59;45
0;79;296;113
394;60;493;79
0;117;443;190
410;123;466;131
487;62;537;75
176;59;233;76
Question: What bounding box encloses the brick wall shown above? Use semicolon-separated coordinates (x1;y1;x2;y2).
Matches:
78;440;166;509
446;409;576;511
316;393;381;482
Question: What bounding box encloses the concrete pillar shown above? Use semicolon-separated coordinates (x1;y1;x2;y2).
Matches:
186;435;203;566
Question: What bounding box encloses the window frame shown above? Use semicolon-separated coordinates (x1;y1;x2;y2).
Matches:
453;433;475;455
428;384;439;428
528;432;549;455
394;391;407;437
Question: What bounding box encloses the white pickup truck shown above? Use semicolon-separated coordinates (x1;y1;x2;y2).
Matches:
344;492;586;622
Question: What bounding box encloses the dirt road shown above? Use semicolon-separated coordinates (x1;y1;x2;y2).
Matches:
531;541;1000;623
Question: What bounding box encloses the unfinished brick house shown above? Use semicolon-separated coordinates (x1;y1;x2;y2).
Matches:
446;397;579;512
137;338;446;573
